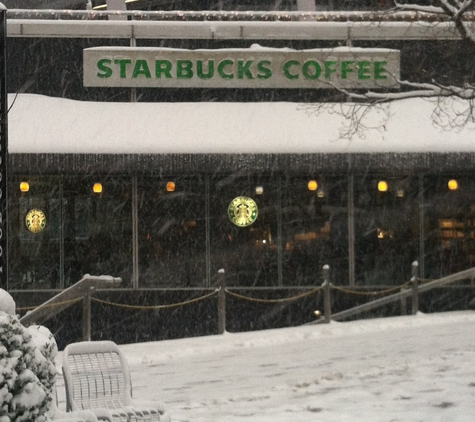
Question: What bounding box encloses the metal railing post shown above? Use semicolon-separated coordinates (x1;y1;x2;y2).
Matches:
82;286;93;341
217;269;226;334
411;261;419;315
323;265;331;323
400;288;407;316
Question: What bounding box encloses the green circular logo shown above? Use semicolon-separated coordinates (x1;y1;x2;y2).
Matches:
228;196;258;227
25;209;46;233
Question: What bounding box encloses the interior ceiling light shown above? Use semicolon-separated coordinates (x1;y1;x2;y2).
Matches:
93;183;103;194
308;180;318;191
378;181;388;192
166;181;176;192
448;179;458;190
20;182;29;192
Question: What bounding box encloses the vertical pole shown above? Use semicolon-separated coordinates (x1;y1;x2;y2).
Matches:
277;176;283;286
348;174;355;287
411;261;419;315
0;4;7;291
419;175;425;282
400;288;407;316
82;286;92;341
131;175;139;289
217;269;226;334
323;265;331;323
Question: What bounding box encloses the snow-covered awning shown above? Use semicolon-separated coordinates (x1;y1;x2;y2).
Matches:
7;93;475;155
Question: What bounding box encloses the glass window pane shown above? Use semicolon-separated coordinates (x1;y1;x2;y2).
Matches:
281;175;348;286
210;174;278;287
63;176;132;287
138;176;206;287
9;176;61;289
424;175;475;279
354;175;419;285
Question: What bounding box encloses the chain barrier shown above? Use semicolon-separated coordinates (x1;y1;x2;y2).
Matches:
331;280;413;296
90;289;219;310
17;297;83;311
224;286;324;304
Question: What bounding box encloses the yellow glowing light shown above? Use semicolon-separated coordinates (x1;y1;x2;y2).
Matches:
93;183;103;194
378;181;388;192
255;186;264;195
166;182;176;192
448;179;458;190
20;182;29;192
308;180;318;191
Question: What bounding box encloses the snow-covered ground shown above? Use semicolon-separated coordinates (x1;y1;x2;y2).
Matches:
55;311;475;422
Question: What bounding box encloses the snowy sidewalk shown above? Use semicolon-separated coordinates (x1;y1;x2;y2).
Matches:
56;311;475;422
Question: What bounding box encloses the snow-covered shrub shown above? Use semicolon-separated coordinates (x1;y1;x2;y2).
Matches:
0;305;58;421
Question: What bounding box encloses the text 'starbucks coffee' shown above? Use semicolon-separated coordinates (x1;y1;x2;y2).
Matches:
84;46;400;89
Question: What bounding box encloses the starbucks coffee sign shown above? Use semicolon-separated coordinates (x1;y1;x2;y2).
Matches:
83;46;400;89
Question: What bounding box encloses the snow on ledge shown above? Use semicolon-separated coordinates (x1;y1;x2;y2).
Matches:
7;93;475;155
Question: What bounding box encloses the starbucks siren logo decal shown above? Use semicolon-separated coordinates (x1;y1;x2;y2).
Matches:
25;209;46;233
228;196;258;227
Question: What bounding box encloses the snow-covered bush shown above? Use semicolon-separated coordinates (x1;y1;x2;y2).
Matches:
0;290;58;422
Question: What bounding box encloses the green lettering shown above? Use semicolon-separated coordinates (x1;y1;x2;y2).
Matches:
132;60;151;79
114;59;132;79
374;61;388;80
257;60;272;80
324;61;337;79
358;61;371;80
177;60;194;79
218;59;234;79
155;60;172;78
237;60;254;79
302;60;321;80
341;61;354;79
283;60;299;80
197;60;214;79
97;59;112;79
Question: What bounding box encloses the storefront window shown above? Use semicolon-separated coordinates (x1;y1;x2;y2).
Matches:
210;174;278;287
423;175;475;280
138;176;206;287
281;175;348;286
9;177;61;289
9;176;133;289
62;176;132;287
353;175;419;285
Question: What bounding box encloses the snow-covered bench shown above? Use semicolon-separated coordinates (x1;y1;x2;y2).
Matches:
62;340;171;422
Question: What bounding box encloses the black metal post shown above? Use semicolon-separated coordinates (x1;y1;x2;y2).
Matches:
0;4;7;290
322;265;331;323
411;261;419;315
217;269;226;334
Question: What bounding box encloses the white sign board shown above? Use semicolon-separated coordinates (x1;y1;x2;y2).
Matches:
83;46;400;89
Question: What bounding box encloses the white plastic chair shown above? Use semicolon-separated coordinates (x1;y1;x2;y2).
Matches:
62;341;171;422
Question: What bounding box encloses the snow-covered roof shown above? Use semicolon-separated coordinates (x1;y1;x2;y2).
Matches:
7;93;475;155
